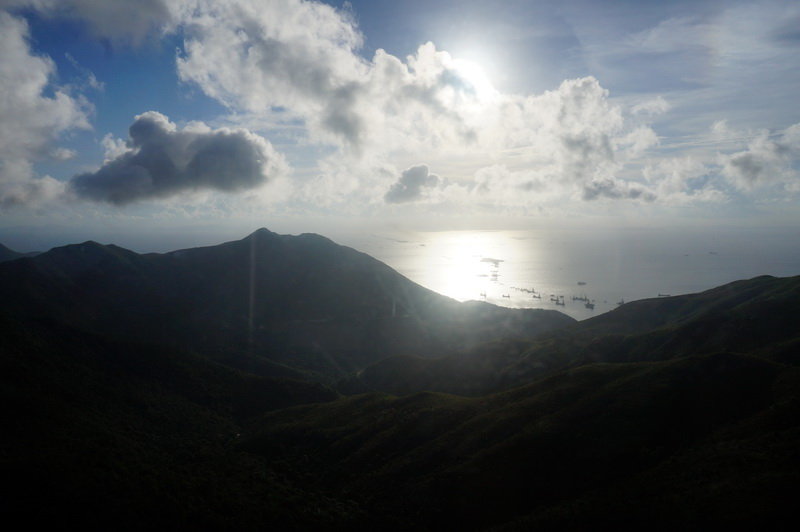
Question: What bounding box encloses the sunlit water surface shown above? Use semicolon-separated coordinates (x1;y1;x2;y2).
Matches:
340;226;800;321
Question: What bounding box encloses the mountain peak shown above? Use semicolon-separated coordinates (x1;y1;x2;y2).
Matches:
50;240;113;256
245;227;278;239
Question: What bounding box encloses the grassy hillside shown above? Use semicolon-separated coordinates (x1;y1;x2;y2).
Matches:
244;352;799;530
2;232;798;529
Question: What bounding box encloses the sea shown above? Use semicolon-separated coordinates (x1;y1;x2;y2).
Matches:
339;225;800;321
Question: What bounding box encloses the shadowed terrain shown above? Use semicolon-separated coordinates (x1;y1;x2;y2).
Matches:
1;230;798;530
0;228;572;382
0;243;37;263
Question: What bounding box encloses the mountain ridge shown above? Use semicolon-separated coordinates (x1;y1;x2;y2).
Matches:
344;273;800;396
0;228;575;382
2;230;798;529
0;242;39;263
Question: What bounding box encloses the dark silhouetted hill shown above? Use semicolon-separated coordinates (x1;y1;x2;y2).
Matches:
0;228;574;382
0;242;37;262
348;275;800;395
242;349;799;530
2;230;798;530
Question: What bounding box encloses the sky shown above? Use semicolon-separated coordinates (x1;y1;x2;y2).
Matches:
1;0;799;252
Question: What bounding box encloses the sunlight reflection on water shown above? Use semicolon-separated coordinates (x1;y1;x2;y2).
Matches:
342;227;800;321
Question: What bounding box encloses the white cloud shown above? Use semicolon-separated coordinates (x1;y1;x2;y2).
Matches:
175;2;659;205
631;96;671;116
69;111;288;204
616;126;659;157
719;123;800;190
643;156;726;203
15;0;781;214
1;0;672;211
176;0;366;146
100;133;128;162
0;11;90;208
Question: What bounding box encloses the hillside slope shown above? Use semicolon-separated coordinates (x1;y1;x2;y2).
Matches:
0;243;37;263
0;229;573;382
2;233;797;530
244;352;800;530
349;275;800;395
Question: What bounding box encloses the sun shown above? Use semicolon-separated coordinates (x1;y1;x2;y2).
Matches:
451;58;499;104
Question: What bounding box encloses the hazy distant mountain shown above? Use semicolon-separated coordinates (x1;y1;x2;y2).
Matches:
2;231;797;529
0;228;574;381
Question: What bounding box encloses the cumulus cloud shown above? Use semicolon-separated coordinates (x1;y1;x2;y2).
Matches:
643;156;726;203
176;0;365;146
0;11;90;208
69;111;288;204
720;123;800;189
175;3;463;148
1;0;692;211
172;1;665;206
502;77;623;177
617;126;659;156
385;165;441;204
176;2;495;154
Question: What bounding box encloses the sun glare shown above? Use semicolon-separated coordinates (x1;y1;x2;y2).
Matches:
420;231;517;303
452;58;498;103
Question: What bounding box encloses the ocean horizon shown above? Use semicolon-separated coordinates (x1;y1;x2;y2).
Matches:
342;225;800;321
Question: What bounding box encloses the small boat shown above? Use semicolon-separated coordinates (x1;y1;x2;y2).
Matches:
658;293;671;297
532;294;541;299
585;301;595;310
617;299;625;306
577;281;587;286
480;291;487;297
502;294;510;298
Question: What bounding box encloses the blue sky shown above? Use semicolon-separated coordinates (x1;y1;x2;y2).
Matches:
1;0;799;251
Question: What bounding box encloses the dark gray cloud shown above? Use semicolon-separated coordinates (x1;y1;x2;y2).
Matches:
726;153;764;184
582;178;656;202
385;164;440;204
1;0;174;45
720;124;800;189
69;111;286;205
